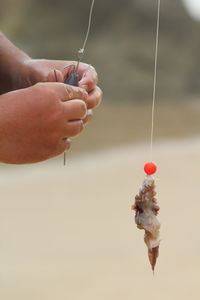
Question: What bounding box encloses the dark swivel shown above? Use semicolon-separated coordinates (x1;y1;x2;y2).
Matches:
65;72;79;86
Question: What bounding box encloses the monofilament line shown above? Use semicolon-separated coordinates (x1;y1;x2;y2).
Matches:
76;0;95;69
150;0;161;160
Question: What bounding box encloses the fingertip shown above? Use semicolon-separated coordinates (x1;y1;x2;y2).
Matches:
86;86;102;109
79;77;97;93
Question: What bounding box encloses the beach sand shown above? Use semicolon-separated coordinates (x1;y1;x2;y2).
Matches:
0;137;200;300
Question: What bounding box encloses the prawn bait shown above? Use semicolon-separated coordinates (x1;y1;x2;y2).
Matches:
132;162;160;271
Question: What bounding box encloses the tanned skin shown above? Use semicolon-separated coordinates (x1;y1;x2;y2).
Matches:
0;32;102;164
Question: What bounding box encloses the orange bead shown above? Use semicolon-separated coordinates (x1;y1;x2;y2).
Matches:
144;162;157;175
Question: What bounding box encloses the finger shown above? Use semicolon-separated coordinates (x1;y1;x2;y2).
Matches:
86;86;102;109
47;69;64;82
64;120;84;137
82;110;93;125
63;99;87;121
38;82;88;102
79;65;98;92
61;63;98;93
61;62;90;81
64;85;88;101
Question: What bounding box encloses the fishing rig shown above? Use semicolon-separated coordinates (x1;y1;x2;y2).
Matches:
131;0;161;273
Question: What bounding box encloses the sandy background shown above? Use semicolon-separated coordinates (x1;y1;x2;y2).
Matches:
1;1;200;299
0;134;200;300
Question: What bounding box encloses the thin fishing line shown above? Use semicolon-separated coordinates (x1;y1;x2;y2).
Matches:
150;0;161;160
63;0;95;166
76;0;95;70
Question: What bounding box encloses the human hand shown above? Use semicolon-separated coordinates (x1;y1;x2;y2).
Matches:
0;82;88;164
21;59;102;124
0;32;102;111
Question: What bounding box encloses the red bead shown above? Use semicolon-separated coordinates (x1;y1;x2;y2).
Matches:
144;162;157;175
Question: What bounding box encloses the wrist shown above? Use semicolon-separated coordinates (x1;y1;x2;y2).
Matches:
0;32;31;93
10;55;33;90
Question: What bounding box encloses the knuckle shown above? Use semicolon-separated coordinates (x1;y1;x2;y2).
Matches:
66;85;74;99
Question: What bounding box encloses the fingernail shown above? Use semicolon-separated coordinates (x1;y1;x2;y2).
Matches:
78;119;83;125
87;109;93;116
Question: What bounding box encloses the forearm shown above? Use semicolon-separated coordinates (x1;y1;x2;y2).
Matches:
0;32;30;94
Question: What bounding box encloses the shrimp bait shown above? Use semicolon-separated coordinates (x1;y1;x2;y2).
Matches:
132;162;160;271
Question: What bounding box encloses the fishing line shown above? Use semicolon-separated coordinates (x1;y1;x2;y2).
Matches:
150;0;161;160
76;0;96;71
64;0;96;165
132;0;162;273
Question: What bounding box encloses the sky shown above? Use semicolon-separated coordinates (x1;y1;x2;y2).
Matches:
182;0;200;20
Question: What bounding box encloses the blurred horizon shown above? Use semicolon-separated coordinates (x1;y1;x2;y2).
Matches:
1;0;200;102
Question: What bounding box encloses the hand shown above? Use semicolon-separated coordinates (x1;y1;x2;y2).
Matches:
22;59;102;123
0;82;88;164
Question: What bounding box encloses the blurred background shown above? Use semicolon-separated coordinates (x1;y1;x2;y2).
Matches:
1;0;200;152
0;1;200;300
